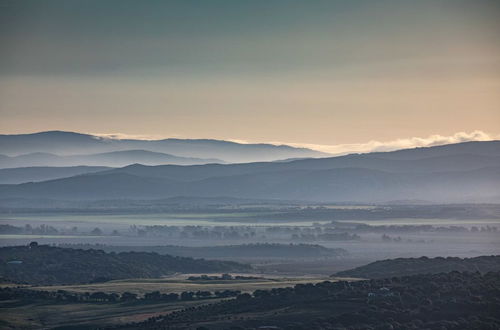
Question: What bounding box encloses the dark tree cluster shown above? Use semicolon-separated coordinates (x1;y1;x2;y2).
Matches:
0;286;241;304
135;224;361;243
0;224;60;235
187;274;262;281
0;244;251;285
59;243;347;259
335;255;500;279
113;271;500;330
347;222;498;234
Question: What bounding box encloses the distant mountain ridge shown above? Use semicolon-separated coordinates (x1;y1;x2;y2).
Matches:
0;131;328;163
0;166;111;184
0;140;498;203
0;150;223;169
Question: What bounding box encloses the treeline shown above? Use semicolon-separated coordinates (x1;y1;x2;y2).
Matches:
187;274;262;281
3;202;498;221
58;243;347;259
0;244;251;285
0;224;60;235
0;286;241;304
0;223;108;236
115;270;500;329
335;255;500;279
333;221;499;234
251;204;500;221
137;224;361;242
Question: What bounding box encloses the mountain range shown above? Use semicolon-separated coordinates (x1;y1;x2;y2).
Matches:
0;150;223;169
0;140;498;203
0;166;111;184
0;131;328;164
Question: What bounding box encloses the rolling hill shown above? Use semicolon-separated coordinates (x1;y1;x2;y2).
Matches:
0;150;222;169
60;243;348;259
0;131;328;163
0;166;110;184
0;141;498;203
1;166;497;202
334;255;500;279
0;245;251;285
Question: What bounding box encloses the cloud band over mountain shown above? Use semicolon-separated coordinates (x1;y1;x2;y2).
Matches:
285;130;500;155
91;130;500;156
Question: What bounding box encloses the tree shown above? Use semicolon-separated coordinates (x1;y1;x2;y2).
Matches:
90;227;103;235
120;292;138;301
144;291;161;301
181;291;194;300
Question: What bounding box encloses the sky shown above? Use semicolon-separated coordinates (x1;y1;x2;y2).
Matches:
0;0;499;153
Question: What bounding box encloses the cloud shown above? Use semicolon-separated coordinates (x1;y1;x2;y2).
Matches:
89;130;499;156
90;132;180;141
285;131;500;155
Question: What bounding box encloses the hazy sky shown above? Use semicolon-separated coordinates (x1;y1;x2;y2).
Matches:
1;0;499;150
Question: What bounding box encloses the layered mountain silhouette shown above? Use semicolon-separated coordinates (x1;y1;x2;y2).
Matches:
0;131;328;163
0;140;498;203
0;150;222;169
0;166;110;184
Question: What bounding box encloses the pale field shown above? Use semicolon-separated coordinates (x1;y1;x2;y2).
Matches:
28;273;339;295
0;212;331;230
0;274;354;329
336;218;500;227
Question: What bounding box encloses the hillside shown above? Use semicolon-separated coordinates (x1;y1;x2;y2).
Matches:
104;141;500;181
116;270;500;329
0;131;327;163
0;244;251;285
59;243;348;259
0;166;111;184
334;255;500;279
0;150;222;168
0;165;498;203
0;141;499;203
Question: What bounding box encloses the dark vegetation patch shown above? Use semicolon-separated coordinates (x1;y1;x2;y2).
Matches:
187;274;263;281
115;271;500;329
60;243;347;259
335;255;500;279
0;244;251;285
0;286;240;304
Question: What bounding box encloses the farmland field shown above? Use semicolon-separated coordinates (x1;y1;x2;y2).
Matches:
0;274;338;329
28;274;336;295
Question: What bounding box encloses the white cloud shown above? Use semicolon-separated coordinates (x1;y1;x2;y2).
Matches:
90;132;178;141
89;130;499;156
285;131;500;155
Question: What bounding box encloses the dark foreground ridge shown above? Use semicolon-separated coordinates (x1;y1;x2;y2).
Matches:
0;244;251;285
114;270;500;330
335;255;500;279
